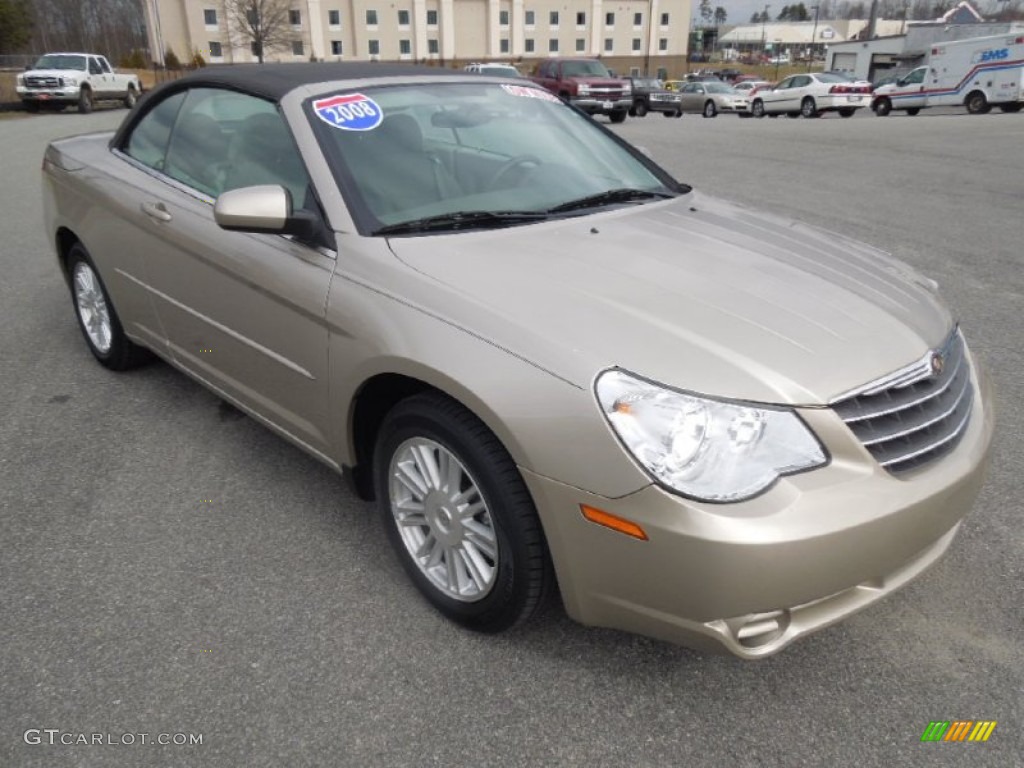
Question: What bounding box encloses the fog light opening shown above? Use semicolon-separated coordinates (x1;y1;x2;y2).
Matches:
735;610;789;649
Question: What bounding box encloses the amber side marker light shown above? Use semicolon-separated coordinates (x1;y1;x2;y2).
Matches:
580;505;649;541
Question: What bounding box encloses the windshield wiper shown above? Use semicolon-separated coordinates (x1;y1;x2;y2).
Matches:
546;188;675;214
373;210;549;236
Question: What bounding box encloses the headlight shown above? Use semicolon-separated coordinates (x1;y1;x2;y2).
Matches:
578;84;591;95
596;370;827;502
64;77;77;87
16;74;24;86
622;85;632;95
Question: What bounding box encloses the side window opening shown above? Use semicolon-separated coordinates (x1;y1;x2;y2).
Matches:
124;91;188;171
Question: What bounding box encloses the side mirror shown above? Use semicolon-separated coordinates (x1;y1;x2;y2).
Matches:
214;185;317;240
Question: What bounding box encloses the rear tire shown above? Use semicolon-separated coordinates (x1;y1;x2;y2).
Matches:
66;244;151;370
373;392;553;633
123;85;137;109
77;87;93;114
965;91;989;114
838;108;855;118
800;97;819;118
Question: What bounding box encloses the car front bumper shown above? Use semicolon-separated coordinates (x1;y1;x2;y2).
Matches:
572;96;632;115
646;97;682;114
17;86;81;102
523;356;994;658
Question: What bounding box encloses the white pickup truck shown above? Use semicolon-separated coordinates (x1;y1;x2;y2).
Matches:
16;53;142;114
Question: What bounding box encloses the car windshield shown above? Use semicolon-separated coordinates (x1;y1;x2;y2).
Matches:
561;60;612;77
307;82;680;235
32;54;87;71
634;79;662;88
479;65;522;77
814;72;853;83
704;83;736;94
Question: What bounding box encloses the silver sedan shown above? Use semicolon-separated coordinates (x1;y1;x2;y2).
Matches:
676;82;750;117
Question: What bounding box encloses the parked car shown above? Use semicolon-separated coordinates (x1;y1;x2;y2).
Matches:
529;57;632;122
732;79;772;94
16;52;141;113
749;72;872;118
623;77;683;117
464;62;524;78
42;63;992;659
676;81;750;117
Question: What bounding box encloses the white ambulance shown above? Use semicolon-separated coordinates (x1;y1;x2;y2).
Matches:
871;33;1024;116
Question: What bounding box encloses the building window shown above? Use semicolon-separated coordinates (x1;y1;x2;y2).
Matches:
525;38;535;52
289;10;301;26
292;40;304;56
497;39;508;53
575;38;585;52
632;38;641;51
368;39;380;55
427;9;438;25
398;9;410;26
605;12;614;26
366;9;378;26
659;38;667;51
604;38;612;52
203;9;217;26
500;10;509;26
525;10;534;26
660;12;669;25
208;41;222;58
328;9;340;27
399;39;411;55
330;40;343;55
576;11;585;26
634;12;643;26
428;39;439;54
549;11;558;26
549;38;558;52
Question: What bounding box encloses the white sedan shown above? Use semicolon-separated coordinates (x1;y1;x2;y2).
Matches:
676;81;750;118
749;72;872;118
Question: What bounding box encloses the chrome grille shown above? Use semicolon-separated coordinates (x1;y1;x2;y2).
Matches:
832;329;973;474
26;75;61;88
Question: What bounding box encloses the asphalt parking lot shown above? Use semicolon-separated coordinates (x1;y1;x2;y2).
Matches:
1;105;1021;767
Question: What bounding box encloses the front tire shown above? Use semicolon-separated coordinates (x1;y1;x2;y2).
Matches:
906;107;921;115
608;110;627;124
373;393;553;633
874;97;892;116
77;87;93;114
752;99;765;118
703;100;717;118
634;101;648;117
67;244;150;370
999;103;1022;113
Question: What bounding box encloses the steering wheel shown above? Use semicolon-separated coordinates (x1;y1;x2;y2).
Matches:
487;154;542;190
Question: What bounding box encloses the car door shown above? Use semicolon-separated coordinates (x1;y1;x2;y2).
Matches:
786;75;813;111
897;67;928;109
678;83;702;113
88;56;107;97
116;86;334;456
761;77;793;112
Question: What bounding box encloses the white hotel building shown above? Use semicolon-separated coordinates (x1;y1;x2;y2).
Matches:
143;0;691;74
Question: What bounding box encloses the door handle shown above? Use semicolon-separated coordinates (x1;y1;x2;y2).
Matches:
141;201;172;222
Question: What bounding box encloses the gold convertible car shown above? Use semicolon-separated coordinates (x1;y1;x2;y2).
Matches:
42;64;993;658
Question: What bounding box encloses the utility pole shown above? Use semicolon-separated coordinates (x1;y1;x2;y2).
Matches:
760;4;770;63
808;5;819;72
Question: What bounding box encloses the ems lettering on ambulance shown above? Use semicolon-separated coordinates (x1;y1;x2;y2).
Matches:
312;93;384;131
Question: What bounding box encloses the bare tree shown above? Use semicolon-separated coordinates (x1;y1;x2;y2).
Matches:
224;0;294;63
27;0;146;63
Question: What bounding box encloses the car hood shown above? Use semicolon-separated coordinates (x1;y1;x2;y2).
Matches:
571;77;627;86
23;69;81;77
386;192;952;405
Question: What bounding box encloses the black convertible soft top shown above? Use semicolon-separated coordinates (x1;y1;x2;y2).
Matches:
111;62;469;148
164;62;466;101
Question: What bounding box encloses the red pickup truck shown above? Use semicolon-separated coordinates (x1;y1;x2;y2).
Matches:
529;58;633;123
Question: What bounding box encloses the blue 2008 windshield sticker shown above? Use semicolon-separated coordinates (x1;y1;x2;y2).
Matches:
312;93;383;131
